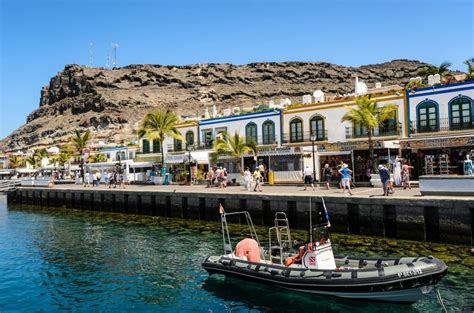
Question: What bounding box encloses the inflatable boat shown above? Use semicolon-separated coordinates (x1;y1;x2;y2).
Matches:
202;208;448;303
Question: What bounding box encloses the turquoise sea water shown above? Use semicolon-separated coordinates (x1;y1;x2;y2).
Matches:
0;195;472;312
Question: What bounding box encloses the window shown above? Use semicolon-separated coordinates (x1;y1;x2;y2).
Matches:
310;116;325;141
142;139;150;154
245;122;258;144
262;120;275;144
378;117;398;136
417;101;438;133
152;140;161;153
290;118;303;142
174;138;183;151
450;96;472;130
202;130;213;147
185;131;194;146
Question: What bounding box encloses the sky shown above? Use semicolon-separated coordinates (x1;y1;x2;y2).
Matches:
0;0;473;139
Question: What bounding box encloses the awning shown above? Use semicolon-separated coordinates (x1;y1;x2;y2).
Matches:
17;168;37;174
191;151;209;163
317;151;351;156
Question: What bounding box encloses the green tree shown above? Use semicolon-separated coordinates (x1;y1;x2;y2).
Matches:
88;153;106;163
70;129;91;157
417;61;452;80
8;155;23;169
213;131;257;173
70;130;91;182
464;58;474;80
341;96;398;172
25;155;41;169
137;109;183;165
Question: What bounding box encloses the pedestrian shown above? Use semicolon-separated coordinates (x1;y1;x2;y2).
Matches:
206;168;214;188
401;160;414;190
324;163;332;190
303;165;315;191
258;163;266;182
223;168;228;188
119;173;125;189
92;172;98;187
96;172;102;186
243;167;252;191
378;164;391;196
337;160;344;189
338;163;353;195
84;171;91;187
253;169;262;192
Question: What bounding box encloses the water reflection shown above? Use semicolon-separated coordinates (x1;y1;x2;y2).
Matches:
1;199;473;311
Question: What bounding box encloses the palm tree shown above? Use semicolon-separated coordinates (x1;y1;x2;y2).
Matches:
8;155;23;169
213;131;257;173
464;58;474;80
417;61;452;80
88;153;106;163
137;109;183;165
341;96;398;172
25;155;41;169
70;129;91;157
70;129;91;182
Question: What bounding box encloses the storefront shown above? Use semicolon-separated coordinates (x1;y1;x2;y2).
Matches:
400;136;474;179
318;140;401;182
242;147;304;183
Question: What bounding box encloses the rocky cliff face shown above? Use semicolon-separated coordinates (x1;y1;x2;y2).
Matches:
1;60;429;151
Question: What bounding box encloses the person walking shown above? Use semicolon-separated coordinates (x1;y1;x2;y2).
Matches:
206;168;214;188
338;163;353;195
337;160;344;189
303;165;315;191
253;169;262;192
401;160;414;190
324;164;332;190
243;167;252;191
378;164;391;196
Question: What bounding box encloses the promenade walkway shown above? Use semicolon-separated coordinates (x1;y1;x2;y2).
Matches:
46;183;474;200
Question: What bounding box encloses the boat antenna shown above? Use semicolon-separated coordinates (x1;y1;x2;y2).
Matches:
321;197;331;227
309;197;313;244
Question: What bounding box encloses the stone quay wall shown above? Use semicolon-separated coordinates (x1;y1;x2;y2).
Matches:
6;187;474;245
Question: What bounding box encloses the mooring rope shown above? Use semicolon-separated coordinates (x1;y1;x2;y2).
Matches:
435;287;447;313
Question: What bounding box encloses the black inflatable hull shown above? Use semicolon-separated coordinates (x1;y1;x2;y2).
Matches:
202;255;448;303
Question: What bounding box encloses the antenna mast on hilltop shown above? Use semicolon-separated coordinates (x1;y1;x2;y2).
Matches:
111;43;119;68
88;42;94;67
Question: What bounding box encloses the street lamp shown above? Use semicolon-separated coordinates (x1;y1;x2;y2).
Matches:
187;145;193;184
310;134;317;182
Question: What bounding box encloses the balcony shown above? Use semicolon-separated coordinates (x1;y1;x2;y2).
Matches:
245;136;279;146
282;130;328;144
346;123;401;139
411;117;474;134
166;143;213;152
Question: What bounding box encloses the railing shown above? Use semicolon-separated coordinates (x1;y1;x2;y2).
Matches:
345;123;402;139
0;180;21;192
281;130;328;144
411;117;474;134
166;143;213;152
245;136;279;146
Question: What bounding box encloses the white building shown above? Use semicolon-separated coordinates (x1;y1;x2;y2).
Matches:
401;80;474;178
198;109;283;181
282;93;406;182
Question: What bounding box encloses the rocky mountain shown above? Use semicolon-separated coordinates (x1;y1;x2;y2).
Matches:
1;59;430;151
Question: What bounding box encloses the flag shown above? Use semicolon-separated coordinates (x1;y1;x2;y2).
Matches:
219;203;225;215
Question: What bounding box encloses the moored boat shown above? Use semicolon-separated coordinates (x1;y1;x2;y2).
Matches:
202;203;448;303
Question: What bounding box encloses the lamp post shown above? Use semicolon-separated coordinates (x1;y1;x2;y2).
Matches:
310;134;317;182
187;145;193;184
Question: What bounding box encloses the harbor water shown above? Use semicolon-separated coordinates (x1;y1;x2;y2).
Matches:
0;195;472;312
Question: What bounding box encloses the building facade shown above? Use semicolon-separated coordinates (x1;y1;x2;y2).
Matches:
282;93;406;182
401;80;474;178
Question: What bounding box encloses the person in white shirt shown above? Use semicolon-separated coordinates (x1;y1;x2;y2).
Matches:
303;165;315;191
243;167;252;191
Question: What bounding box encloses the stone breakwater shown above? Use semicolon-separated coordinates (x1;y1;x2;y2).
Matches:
7;187;474;245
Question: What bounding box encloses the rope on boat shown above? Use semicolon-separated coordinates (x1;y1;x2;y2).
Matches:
435;287;447;313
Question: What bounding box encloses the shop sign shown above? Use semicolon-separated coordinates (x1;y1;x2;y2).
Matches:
165;154;189;163
320;141;369;152
401;136;474;149
244;146;302;156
